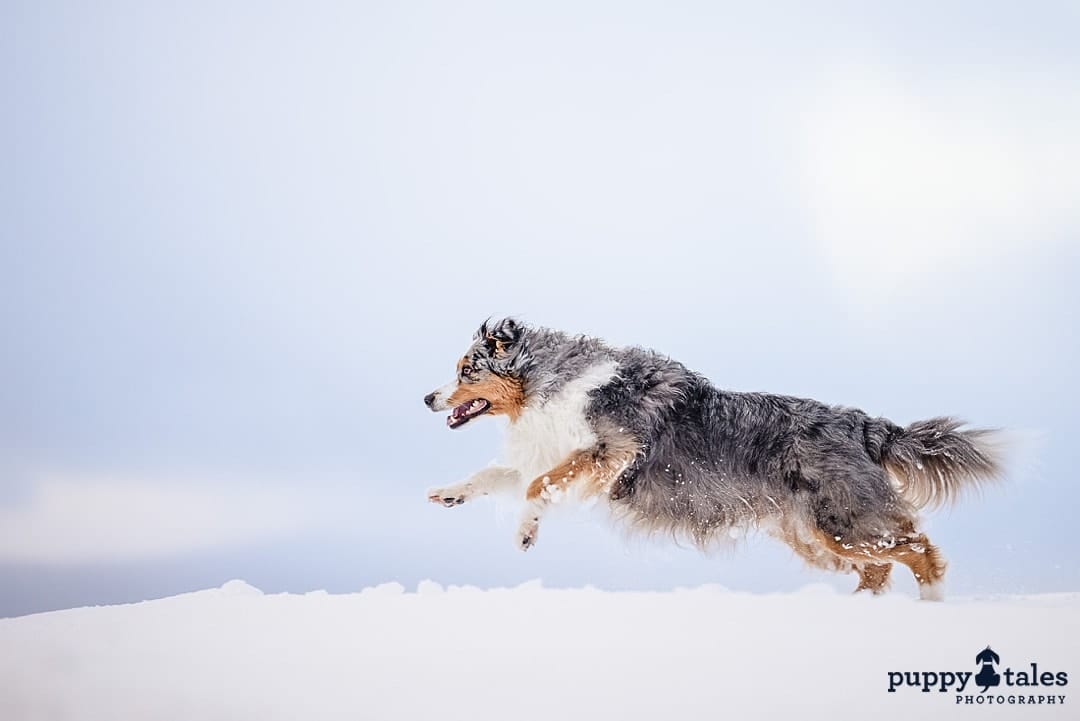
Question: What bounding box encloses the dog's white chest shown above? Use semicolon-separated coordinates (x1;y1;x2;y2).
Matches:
502;362;616;482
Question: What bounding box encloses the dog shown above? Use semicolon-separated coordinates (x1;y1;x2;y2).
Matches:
424;318;1003;600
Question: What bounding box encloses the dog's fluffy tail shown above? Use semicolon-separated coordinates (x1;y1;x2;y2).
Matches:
882;417;1005;509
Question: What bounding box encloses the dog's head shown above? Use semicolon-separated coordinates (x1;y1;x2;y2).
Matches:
424;318;528;429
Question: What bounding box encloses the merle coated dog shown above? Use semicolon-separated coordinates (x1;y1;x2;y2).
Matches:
424;318;1002;600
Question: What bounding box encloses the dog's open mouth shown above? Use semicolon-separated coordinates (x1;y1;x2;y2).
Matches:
447;398;491;429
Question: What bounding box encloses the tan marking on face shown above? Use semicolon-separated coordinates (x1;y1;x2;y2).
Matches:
446;374;526;421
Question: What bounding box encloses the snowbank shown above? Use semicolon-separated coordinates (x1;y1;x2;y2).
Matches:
1;581;1076;720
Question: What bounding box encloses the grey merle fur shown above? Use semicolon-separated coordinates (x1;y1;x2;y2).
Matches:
463;318;1002;578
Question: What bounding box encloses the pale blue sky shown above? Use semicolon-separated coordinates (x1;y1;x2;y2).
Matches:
3;1;1079;616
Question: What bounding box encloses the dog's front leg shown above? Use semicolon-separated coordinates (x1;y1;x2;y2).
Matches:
515;442;636;550
428;465;521;507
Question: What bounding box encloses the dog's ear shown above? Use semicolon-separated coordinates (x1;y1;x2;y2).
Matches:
479;317;522;357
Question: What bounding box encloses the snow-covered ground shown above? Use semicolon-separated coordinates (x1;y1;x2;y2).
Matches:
1;580;1076;721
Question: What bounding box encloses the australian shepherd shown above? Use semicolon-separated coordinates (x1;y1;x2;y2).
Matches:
424;318;1003;600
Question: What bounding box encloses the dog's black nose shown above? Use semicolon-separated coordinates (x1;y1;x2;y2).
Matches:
424;392;437;409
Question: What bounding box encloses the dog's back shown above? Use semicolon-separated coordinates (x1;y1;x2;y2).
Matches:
594;350;1002;600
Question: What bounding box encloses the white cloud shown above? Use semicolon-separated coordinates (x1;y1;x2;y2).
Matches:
796;65;1080;297
0;475;330;563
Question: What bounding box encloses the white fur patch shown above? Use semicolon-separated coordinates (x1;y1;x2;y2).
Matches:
427;466;521;504
502;362;618;484
428;380;460;411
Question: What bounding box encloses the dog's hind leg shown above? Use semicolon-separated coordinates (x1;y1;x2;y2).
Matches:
774;525;855;576
880;533;947;601
846;519;947;600
854;563;893;595
781;531;893;595
813;526;947;601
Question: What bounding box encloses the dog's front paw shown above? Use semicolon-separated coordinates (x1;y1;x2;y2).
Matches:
515;516;540;551
427;485;470;507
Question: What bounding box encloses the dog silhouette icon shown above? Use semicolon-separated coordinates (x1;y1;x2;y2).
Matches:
975;646;1001;692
